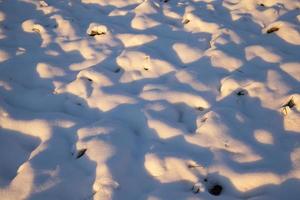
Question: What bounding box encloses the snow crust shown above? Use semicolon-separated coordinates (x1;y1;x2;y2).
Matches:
0;0;300;199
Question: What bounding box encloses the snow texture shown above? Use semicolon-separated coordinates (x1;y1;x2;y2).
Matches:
0;0;300;199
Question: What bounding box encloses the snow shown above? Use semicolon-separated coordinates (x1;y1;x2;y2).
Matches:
0;0;300;199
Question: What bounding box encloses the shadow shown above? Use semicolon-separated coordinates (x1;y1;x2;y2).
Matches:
78;102;214;200
0;92;99;199
208;91;300;175
0;127;40;187
0;0;299;199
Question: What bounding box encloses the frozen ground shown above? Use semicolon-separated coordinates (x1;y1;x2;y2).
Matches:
0;0;300;199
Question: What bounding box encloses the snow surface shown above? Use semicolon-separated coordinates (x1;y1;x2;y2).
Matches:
0;0;300;199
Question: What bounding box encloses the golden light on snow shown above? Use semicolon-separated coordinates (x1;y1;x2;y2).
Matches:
290;148;300;169
172;43;203;64
144;153;166;177
116;34;157;48
36;63;65;78
267;70;290;95
245;45;281;63
144;154;198;184
0;11;5;22
1;0;300;199
0;163;35;200
147;119;184;139
217;167;281;193
0;50;10;62
280;63;300;82
283;112;300;132
254;129;274;145
208;50;243;72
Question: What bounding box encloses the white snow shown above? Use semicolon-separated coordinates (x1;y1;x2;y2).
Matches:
0;0;300;199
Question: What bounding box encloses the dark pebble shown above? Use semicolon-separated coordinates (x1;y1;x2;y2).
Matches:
209;184;223;196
